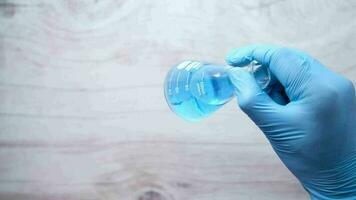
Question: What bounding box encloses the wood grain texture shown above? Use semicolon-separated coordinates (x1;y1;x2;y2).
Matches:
1;0;356;199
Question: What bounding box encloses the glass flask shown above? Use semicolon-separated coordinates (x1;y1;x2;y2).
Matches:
164;60;272;121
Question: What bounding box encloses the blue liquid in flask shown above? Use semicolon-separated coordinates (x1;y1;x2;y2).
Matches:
164;60;271;121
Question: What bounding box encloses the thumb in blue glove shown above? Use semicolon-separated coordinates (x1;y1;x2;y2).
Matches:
226;45;356;200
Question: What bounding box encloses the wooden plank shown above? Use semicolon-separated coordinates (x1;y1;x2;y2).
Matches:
0;142;305;200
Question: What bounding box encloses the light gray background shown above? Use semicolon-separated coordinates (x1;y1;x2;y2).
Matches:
0;0;355;199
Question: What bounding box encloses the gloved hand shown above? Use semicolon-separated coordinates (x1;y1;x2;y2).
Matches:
226;45;356;200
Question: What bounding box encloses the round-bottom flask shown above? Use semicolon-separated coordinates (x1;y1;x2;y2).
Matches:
164;60;272;121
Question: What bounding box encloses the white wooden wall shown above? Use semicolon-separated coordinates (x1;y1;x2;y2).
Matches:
1;0;355;199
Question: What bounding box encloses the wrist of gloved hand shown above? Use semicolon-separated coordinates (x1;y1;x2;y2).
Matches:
300;152;356;199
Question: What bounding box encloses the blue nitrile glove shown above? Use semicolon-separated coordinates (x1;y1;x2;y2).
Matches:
226;45;356;200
